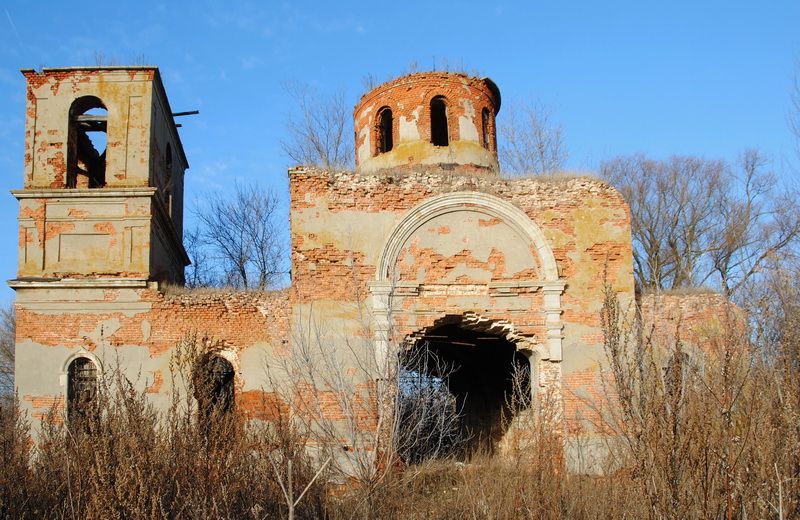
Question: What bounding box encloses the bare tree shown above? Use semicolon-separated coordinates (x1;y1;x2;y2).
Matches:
281;82;353;170
602;151;800;296
0;304;14;398
707;150;800;297
602;155;726;291
395;343;467;464
192;183;285;290
499;101;568;176
791;62;800;156
183;226;215;289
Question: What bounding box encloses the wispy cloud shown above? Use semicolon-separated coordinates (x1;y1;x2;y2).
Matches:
4;8;24;52
309;14;366;35
239;55;261;70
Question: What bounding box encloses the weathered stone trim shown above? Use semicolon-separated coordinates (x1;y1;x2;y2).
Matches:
370;191;565;365
9;278;149;289
375;191;559;282
12;188;158;199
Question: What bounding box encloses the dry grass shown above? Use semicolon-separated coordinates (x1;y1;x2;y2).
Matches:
2;288;800;519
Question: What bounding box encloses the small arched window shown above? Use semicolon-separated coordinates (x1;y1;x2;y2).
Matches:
67;356;98;425
481;108;491;150
430;96;449;147
194;354;235;419
67;96;107;189
376;107;393;155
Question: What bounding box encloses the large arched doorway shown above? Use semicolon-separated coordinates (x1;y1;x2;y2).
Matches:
398;317;533;461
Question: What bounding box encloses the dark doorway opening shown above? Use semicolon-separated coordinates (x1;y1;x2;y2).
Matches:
398;321;532;461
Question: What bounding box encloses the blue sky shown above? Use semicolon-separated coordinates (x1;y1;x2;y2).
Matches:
1;0;799;305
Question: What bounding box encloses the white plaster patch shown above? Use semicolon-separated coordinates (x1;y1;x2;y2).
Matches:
357;123;372;165
441;264;492;284
141;319;151;341
82;317;121;345
399;107;421;141
458;99;479;142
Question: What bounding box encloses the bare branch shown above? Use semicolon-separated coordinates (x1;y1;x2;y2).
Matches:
192;182;286;290
602;151;799;296
281;82;354;170
0;304;14;397
499;101;568;176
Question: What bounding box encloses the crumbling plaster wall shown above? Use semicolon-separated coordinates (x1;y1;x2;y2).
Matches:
16;68;189;285
354;73;499;173
14;287;289;425
22;68;155;189
15;192;155;279
289;166;635;455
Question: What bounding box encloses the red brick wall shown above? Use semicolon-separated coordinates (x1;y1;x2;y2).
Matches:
289;166;636;445
353;72;499;165
17;289;290;420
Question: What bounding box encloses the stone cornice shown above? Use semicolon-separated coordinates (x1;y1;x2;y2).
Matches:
8;278;150;289
11;188;158;199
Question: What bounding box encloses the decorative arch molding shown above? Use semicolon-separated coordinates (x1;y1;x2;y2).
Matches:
61;348;102;377
374;191;559;282
369;191;565;369
195;340;244;394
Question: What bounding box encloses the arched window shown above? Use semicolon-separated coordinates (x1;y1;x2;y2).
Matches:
67;356;98;425
376;107;393;155
481;108;491;150
67;96;107;189
430;96;449;147
194;354;235;418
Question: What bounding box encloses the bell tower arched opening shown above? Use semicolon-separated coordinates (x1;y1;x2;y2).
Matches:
67;96;107;188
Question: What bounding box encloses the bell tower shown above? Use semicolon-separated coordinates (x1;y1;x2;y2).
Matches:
353;72;501;174
10;66;189;290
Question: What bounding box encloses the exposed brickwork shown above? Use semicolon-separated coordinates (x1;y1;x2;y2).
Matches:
355;73;498;154
16;289;289;356
563;367;608;435
290;165;635;450
639;292;740;354
23;394;64;423
240;390;290;422
353;72;500;173
13;68;729;470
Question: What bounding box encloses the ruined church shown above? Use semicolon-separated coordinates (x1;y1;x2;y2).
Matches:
11;66;651;470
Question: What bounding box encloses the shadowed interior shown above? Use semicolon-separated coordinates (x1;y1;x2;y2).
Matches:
404;322;532;457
